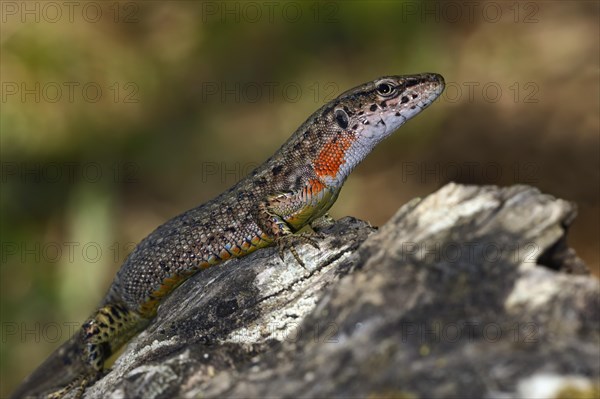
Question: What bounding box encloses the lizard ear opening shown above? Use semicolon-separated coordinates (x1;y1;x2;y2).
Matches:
334;109;349;130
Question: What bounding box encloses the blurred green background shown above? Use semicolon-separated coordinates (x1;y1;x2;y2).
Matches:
1;0;598;396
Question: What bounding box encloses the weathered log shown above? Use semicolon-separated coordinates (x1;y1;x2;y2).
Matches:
83;183;599;399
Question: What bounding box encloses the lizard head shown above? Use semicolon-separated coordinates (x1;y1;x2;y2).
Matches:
333;73;445;148
313;73;445;185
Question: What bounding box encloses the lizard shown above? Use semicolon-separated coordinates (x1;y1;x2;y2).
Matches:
12;72;445;398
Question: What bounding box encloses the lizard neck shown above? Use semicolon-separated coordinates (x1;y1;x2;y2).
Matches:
311;128;370;188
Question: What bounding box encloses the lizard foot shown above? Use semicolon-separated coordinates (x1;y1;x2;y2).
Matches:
45;372;96;399
276;232;322;267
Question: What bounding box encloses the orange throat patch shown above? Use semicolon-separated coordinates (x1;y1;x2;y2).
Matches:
313;132;355;179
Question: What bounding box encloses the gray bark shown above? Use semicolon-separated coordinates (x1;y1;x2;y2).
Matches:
84;183;599;399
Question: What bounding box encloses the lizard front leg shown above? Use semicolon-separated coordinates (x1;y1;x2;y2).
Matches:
257;187;335;266
258;204;320;266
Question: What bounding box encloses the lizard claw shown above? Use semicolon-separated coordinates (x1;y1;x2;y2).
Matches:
276;232;322;268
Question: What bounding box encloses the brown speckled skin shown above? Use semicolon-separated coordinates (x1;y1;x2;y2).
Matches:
13;73;444;399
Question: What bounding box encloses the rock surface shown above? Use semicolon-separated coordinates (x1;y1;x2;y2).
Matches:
84;183;599;399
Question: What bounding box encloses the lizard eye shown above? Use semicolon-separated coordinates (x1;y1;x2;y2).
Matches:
376;82;396;97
